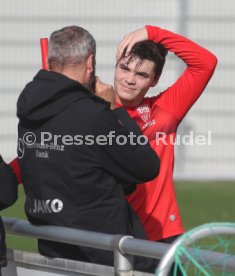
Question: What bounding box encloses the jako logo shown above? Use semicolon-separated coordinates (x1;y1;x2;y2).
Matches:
29;199;64;214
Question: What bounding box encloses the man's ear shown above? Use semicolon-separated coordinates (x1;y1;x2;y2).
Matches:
150;76;159;87
86;54;94;73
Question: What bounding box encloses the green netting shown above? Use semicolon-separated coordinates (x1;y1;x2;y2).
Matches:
156;223;235;276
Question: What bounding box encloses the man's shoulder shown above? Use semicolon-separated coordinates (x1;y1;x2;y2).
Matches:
68;93;115;128
73;92;111;113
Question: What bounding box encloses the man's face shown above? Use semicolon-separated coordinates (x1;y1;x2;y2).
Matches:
114;57;157;108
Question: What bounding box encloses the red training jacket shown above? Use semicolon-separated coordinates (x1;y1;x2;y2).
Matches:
123;25;217;241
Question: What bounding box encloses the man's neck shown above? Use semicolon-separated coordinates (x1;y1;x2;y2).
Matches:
51;64;86;84
115;96;141;109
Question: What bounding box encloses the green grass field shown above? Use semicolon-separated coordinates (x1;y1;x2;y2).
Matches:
1;181;235;252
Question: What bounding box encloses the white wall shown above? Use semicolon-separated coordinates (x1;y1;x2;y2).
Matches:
0;0;234;180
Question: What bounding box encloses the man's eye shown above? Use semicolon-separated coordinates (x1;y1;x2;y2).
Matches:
120;65;128;71
138;74;148;78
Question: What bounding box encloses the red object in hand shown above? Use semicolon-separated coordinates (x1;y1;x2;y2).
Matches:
40;38;48;70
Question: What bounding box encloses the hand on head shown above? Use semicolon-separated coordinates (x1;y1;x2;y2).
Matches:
116;27;148;60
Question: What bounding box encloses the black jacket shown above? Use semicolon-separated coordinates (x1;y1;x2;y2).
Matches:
0;155;18;267
17;70;160;267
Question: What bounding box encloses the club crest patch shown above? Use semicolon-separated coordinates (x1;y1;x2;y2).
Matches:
136;105;156;129
136;105;150;123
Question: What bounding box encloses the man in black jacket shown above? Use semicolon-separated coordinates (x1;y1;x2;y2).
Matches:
0;155;18;275
16;26;160;270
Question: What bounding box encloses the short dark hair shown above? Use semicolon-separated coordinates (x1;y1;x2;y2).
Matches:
120;40;167;79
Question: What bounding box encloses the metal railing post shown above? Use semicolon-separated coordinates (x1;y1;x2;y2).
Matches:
112;235;134;276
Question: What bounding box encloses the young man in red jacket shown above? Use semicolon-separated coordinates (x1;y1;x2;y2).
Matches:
114;25;217;244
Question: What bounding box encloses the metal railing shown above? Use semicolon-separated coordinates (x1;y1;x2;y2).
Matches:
3;217;166;275
3;218;235;275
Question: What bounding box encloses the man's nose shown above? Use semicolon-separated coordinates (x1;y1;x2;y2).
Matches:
125;73;136;84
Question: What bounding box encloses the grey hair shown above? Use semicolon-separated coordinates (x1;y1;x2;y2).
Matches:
48;26;96;66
